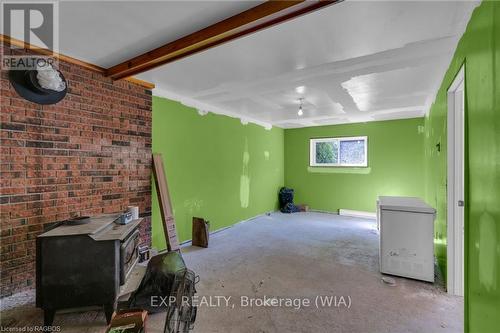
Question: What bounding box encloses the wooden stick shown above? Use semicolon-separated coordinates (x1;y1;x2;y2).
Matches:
152;154;180;251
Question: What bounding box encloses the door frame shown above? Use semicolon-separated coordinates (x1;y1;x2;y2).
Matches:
446;64;465;296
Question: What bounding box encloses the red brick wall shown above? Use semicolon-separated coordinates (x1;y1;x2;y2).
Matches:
0;44;153;297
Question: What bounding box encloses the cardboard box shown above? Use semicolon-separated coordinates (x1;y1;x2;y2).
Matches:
298;204;309;212
106;309;147;333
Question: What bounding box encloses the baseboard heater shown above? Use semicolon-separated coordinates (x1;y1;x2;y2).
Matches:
338;209;376;219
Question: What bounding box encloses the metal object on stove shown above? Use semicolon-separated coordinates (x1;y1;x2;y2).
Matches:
115;211;134;225
164;269;198;333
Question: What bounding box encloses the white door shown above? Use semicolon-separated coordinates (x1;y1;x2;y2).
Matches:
447;66;465;296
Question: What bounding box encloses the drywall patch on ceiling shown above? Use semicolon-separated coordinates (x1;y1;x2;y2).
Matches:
341;65;440;113
153;88;273;130
371;110;425;122
137;0;479;128
277;122;302;128
314;118;352;126
341;74;376;112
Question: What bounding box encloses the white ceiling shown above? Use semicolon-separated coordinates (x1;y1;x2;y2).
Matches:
55;1;479;129
59;1;263;68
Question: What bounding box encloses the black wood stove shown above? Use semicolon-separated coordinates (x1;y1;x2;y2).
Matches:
36;215;142;325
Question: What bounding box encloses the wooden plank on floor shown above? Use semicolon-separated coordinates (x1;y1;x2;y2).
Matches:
152;153;180;251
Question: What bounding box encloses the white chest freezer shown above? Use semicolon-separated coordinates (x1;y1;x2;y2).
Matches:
378;196;436;282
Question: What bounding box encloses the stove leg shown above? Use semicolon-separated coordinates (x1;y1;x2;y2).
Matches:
104;303;115;324
43;309;55;326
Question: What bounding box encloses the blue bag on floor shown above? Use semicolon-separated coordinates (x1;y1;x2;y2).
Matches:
279;187;300;213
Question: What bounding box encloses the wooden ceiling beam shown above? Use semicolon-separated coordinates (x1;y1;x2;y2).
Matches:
106;0;341;80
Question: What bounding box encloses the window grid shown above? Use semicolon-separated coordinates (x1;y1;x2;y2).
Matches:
310;136;368;167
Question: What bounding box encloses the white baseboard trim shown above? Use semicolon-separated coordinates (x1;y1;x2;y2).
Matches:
309;209;339;215
338;209;376;219
237;211;274;224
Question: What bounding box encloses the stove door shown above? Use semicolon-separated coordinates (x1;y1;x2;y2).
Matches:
120;229;140;284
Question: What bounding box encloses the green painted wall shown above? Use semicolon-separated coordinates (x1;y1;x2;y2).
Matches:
152;4;500;330
152;96;284;250
423;1;500;332
284;118;425;213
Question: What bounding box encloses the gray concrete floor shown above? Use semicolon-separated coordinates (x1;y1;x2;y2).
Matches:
1;212;462;333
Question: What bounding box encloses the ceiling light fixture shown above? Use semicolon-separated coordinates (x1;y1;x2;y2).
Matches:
298;98;304;116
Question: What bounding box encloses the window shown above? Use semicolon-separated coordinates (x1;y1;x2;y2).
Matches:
310;136;368;167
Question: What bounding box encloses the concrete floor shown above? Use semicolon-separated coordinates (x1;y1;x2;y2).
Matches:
1;212;462;333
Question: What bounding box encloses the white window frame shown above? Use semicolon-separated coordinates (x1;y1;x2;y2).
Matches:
309;136;368;167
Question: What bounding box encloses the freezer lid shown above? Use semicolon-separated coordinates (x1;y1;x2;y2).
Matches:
378;196;436;214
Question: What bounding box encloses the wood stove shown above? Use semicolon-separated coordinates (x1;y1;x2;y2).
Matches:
36;215;143;325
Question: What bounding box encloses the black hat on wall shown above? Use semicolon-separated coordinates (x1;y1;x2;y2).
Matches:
8;68;67;105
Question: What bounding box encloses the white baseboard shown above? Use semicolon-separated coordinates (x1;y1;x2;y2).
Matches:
309;209;339;215
338;209;376;219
